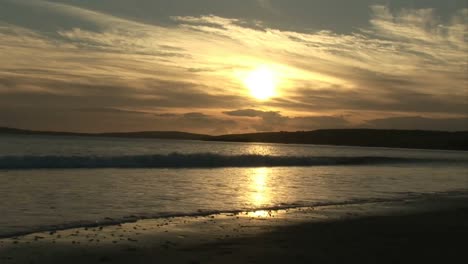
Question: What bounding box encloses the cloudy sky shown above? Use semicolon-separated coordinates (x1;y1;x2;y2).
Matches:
0;0;467;133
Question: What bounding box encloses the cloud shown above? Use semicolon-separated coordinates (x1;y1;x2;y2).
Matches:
0;107;239;134
256;0;278;14
154;112;239;134
79;107;155;115
280;87;468;116
223;109;468;132
0;1;466;132
223;109;280;118
224;109;350;131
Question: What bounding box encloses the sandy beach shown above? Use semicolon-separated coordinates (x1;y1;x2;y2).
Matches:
1;193;467;264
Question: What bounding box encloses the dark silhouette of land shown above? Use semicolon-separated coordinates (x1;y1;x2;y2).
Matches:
207;129;468;151
0;127;207;140
1;127;467;151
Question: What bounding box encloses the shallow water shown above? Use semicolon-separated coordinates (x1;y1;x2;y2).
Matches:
0;134;467;237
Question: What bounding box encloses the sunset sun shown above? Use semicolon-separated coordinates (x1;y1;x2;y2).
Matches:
243;66;277;100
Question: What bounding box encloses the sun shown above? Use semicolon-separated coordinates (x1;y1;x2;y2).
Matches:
243;66;277;100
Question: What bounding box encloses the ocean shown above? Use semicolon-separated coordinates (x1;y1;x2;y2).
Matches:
1;134;467;237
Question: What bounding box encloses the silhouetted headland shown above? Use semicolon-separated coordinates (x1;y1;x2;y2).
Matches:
0;127;207;141
207;129;468;151
1;127;467;151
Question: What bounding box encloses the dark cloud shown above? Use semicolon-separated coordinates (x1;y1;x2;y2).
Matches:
45;0;465;34
183;112;210;118
1;105;465;133
0;75;248;110
224;109;350;132
279;87;468;115
223;109;468;132
223;109;280;118
78;108;154;115
0;107;238;134
154;113;178;117
0;0;104;33
159;112;239;134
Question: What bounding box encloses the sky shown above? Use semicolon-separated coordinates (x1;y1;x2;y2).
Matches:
0;0;467;134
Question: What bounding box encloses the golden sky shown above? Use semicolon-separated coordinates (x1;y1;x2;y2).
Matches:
0;0;467;133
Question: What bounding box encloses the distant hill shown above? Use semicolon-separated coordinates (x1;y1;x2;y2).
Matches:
97;131;208;140
207;129;468;151
1;127;467;151
0;127;208;141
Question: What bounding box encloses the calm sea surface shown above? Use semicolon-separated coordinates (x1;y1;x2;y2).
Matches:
0;134;467;237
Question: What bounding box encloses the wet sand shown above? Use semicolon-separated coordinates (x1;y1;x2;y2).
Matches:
1;194;467;264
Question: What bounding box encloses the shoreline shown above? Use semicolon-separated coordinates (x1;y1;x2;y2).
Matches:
1;193;468;263
1;190;467;239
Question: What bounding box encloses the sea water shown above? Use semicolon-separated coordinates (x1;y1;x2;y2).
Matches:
0;134;467;237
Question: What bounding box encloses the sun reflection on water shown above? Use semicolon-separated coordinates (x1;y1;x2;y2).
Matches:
250;167;271;207
249;210;270;218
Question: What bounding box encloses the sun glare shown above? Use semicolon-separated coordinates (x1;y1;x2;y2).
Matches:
243;66;277;100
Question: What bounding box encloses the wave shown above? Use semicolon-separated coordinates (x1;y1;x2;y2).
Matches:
0;153;457;169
